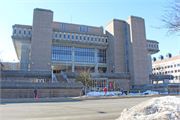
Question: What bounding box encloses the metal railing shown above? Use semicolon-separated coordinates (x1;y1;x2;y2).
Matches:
53;74;58;83
61;71;71;83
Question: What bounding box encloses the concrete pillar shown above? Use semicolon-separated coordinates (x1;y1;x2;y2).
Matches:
148;53;152;74
20;42;30;71
72;47;74;72
95;49;98;73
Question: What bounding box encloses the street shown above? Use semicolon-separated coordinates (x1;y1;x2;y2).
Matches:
1;95;180;120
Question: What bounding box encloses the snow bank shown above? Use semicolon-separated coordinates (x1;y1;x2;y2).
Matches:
116;96;180;120
85;91;126;97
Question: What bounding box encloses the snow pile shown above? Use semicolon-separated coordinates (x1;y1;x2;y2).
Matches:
85;91;125;97
116;96;180;120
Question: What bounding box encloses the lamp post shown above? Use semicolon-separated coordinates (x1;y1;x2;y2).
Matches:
52;66;54;83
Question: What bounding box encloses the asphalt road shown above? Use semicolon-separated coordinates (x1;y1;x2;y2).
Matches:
1;95;180;120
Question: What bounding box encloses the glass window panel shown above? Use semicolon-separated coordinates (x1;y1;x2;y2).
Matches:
75;47;95;63
51;46;72;61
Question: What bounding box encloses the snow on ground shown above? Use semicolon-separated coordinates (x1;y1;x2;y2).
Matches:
116;96;180;120
85;91;125;97
83;90;179;97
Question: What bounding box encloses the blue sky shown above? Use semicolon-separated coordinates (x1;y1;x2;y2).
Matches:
0;0;179;62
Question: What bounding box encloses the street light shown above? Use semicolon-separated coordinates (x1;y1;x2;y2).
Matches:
52;66;54;83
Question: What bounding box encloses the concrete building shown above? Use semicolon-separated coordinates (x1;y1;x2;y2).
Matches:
152;54;180;83
11;8;166;91
1;62;20;70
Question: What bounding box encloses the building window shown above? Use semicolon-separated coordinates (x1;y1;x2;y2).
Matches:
64;33;66;40
157;44;158;48
177;64;180;67
171;65;173;68
106;38;108;43
55;32;57;39
148;43;150;47
151;44;153;48
97;49;106;63
87;36;89;42
175;70;177;73
174;64;177;67
95;36;97;42
19;28;21;35
84;35;86;42
75;47;95;63
154;44;156;48
91;36;93;42
28;29;31;36
68;34;70;40
59;33;62;39
72;34;74;40
80;35;82;41
99;37;101;43
52;46;72;61
61;24;66;29
14;28;17;35
102;37;104;43
52;33;53;38
165;66;167;69
24;29;26;36
76;34;78;41
178;69;180;72
171;70;173;73
79;26;89;32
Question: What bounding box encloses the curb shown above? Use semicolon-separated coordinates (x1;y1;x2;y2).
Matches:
1;94;179;103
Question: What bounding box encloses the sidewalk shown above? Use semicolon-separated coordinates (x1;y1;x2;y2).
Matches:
1;94;179;103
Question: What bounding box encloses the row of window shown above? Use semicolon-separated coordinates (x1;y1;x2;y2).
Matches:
147;42;158;49
97;49;106;63
153;69;180;74
153;63;180;70
14;28;31;36
60;24;89;32
75;48;95;63
51;46;106;63
53;32;108;43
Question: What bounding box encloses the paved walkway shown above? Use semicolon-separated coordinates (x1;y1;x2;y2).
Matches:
1;95;180;120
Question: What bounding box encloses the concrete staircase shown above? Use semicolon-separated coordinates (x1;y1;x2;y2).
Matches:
55;74;68;83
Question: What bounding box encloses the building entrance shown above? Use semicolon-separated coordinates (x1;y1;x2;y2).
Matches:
91;78;108;91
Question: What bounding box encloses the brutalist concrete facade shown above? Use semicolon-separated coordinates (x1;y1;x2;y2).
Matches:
11;8;161;90
30;8;53;71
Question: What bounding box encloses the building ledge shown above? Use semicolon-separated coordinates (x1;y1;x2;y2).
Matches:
149;74;173;80
12;36;31;42
64;72;131;79
52;39;108;49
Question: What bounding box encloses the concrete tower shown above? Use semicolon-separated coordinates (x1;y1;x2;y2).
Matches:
126;16;149;85
105;19;126;74
30;8;53;71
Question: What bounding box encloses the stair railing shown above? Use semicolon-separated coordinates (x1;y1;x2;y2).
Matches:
53;74;58;83
61;71;71;83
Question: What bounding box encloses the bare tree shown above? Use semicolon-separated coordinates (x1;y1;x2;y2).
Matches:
75;67;102;95
156;0;180;36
